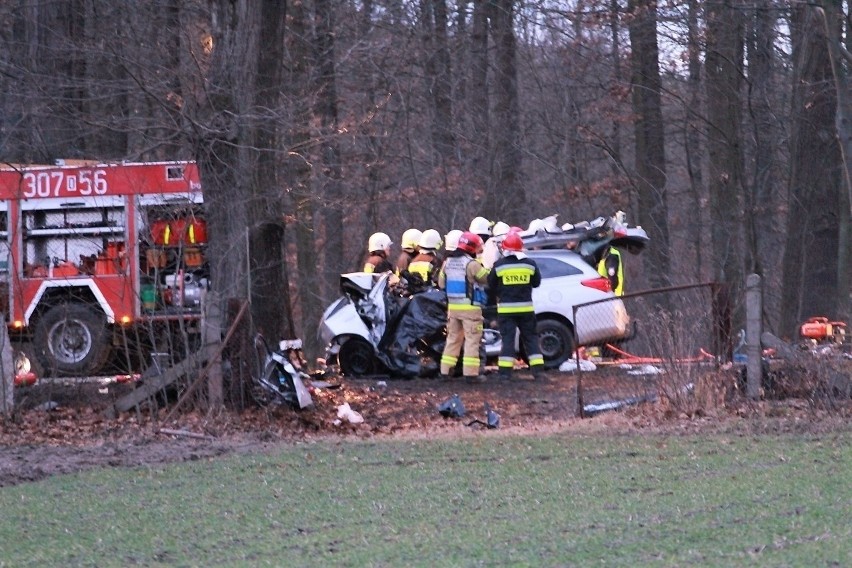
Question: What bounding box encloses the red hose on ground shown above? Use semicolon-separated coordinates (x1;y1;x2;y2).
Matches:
600;344;716;365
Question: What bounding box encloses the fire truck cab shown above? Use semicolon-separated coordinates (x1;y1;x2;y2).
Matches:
0;160;207;376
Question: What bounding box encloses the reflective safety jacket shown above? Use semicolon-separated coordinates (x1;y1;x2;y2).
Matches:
597;246;623;296
439;253;489;311
395;250;416;275
407;252;440;285
364;252;392;274
488;254;541;314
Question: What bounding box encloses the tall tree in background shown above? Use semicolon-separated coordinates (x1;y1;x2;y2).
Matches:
819;0;852;323
314;0;345;303
288;0;324;359
683;0;705;283
781;4;842;334
627;0;670;290
421;0;455;163
249;1;293;340
744;1;780;299
705;0;745;333
489;0;523;218
191;0;251;305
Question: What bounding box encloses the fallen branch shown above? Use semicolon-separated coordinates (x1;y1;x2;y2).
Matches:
162;299;249;422
156;428;217;440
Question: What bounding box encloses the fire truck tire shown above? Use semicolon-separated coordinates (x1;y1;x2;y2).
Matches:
33;303;112;376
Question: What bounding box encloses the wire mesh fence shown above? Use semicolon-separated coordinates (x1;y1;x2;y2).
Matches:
571;283;731;417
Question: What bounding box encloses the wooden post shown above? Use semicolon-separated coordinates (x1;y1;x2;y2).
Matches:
203;294;224;410
745;274;763;400
0;316;13;415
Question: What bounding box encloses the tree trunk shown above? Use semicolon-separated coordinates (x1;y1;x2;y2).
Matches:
192;0;250;306
705;0;746;331
489;0;523;218
627;0;670;290
422;0;455;162
469;0;490;191
780;4;842;335
250;1;292;341
287;0;323;360
684;0;705;283
744;1;785;331
314;0;345;302
820;0;852;323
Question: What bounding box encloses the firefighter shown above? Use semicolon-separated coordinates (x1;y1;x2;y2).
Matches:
469;216;492;243
407;228;442;286
597;246;624;296
363;232;393;273
488;232;544;380
444;229;464;253
438;231;490;382
396;228;422;275
481;221;511;269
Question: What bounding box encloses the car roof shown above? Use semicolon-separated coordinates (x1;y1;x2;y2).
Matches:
525;248;598;274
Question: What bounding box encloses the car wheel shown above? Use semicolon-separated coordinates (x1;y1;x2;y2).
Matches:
33;303;112;376
337;337;377;376
537;319;574;369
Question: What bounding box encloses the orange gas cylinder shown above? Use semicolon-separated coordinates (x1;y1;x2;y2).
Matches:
800;316;846;342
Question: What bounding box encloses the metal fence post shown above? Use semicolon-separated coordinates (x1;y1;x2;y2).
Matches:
746;274;763;400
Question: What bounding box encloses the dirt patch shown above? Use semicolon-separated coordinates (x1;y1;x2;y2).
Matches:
1;367;849;487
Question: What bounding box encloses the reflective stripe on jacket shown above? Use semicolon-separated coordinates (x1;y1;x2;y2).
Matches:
440;255;488;311
408;252;439;284
488;254;541;314
597;247;623;296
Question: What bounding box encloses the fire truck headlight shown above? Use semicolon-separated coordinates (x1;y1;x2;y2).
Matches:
120;315;132;325
13;320;23;329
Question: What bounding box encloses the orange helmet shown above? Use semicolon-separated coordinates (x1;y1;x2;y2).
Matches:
457;231;483;255
501;232;524;252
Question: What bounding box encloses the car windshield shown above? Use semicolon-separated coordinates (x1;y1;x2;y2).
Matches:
531;256;584;279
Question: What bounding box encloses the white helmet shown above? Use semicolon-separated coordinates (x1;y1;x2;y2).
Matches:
444;229;463;252
368;232;392;252
469;216;492;236
401;228;422;251
492;221;511;238
419;228;442;251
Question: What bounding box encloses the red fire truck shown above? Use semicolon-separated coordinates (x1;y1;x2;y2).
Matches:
0;160;208;376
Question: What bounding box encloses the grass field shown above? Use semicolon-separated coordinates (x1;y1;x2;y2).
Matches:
1;429;849;566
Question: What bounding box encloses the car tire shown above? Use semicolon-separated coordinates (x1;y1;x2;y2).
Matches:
537;319;574;369
337;337;377;376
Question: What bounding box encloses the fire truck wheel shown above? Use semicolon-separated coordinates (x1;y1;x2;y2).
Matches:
33;303;112;377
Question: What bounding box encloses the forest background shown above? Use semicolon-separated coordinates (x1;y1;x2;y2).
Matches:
1;0;850;360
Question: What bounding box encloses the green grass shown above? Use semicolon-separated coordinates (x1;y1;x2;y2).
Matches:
1;431;850;567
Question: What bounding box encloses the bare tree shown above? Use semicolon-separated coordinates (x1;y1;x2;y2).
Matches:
705;0;746;334
818;0;852;323
781;3;843;334
627;0;670;290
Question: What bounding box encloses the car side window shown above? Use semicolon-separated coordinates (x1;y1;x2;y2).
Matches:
533;257;584;278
